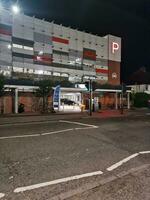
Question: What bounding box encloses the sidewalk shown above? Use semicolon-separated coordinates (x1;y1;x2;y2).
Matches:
93;109;129;118
0;113;87;125
0;110;130;125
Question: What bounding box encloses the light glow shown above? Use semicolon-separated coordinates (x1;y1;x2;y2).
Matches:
24;46;33;51
7;44;12;49
13;44;23;49
37;70;43;74
39;51;43;55
12;5;20;14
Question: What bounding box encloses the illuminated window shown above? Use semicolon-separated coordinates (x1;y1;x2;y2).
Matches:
12;44;33;51
53;72;60;76
13;67;24;73
24;46;33;51
13;44;23;49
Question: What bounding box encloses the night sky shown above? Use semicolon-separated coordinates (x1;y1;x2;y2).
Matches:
7;0;150;82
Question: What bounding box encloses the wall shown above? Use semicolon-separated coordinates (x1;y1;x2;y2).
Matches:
108;61;120;85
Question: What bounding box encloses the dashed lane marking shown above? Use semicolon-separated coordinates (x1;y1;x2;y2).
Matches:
14;170;103;193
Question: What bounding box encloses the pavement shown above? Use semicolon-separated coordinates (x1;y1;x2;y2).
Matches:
68;164;150;200
0;109;132;125
0;110;150;199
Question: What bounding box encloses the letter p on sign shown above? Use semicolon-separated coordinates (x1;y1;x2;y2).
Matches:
112;42;119;53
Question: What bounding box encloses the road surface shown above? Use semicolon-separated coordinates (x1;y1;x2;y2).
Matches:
0;113;150;199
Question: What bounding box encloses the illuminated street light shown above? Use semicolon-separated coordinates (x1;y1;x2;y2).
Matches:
12;5;20;14
7;44;12;49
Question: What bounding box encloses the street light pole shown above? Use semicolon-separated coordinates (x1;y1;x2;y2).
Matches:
120;82;124;114
89;79;92;116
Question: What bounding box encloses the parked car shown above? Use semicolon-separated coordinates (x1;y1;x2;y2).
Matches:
61;98;76;105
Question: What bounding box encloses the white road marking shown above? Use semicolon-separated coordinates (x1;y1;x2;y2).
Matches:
60;120;98;128
0;129;73;140
14;170;103;193
0;121;98;140
3;151;150;195
75;127;98;130
41;129;74;136
0;193;5;199
107;153;139;171
139;151;150;154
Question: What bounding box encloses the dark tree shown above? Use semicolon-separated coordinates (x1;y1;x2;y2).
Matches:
57;80;74;88
36;79;54;112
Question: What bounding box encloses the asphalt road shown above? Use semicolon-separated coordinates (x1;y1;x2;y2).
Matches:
0;114;150;199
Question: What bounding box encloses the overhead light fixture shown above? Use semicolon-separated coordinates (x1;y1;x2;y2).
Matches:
12;5;20;14
39;51;43;55
38;70;43;74
7;44;12;49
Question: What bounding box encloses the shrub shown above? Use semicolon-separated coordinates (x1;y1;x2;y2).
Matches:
133;92;150;108
18;103;25;113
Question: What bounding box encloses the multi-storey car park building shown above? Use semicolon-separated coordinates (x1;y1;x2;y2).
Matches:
0;7;121;85
0;7;126;114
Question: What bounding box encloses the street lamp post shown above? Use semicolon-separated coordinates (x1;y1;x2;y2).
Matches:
120;82;125;115
89;79;93;116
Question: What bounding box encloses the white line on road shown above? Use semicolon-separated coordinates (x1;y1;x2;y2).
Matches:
59;120;98;128
0;129;74;140
41;129;74;136
107;153;139;171
139;151;150;154
14;170;103;193
8;151;150;194
0;121;98;140
0;193;5;199
75;127;98;130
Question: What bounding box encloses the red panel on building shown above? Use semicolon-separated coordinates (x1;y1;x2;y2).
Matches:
33;55;53;63
96;69;108;74
0;28;12;36
108;60;120;85
52;36;69;44
83;48;96;61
